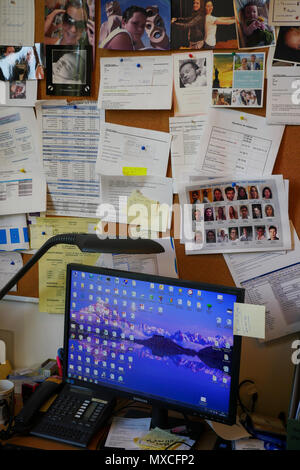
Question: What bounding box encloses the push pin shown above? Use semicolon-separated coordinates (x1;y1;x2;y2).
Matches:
136;63;141;68
120;58;124;62
141;146;146;150
189;53;193;58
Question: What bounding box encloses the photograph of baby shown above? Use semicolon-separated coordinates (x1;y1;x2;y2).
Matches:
179;58;207;87
233;0;275;49
171;0;237;50
99;0;171;50
44;0;95;49
0;45;44;81
46;45;92;96
9;81;26;99
274;27;300;64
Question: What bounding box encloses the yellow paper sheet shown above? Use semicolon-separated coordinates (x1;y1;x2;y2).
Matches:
133;427;185;450
126;190;169;232
30;217;101;314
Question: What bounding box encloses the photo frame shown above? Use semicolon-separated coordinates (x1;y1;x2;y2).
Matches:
46;45;92;96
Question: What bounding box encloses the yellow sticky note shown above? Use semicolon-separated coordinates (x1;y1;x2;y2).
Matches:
122;167;147;176
233;303;265;339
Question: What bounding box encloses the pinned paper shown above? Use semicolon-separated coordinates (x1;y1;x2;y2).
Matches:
233;303;265;339
122;167;147;176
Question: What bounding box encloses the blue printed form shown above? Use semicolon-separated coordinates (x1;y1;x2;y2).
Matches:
36;103;105;218
212;52;265;108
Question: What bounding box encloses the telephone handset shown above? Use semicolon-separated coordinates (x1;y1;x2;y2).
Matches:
14;377;63;433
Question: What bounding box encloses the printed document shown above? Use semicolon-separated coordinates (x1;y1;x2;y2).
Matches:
30;217;104;314
97;122;171;176
111;237;178;279
36;102;104;217
224;226;300;341
169;115;207;192
99;175;173;233
179;175;291;255
0;0;35;46
0;214;29;251
0;252;22;292
269;0;300;25
98;56;173;110
266;67;300;124
173;51;213;116
193;109;285;177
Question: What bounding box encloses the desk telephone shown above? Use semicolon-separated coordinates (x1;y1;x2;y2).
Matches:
13;377;116;448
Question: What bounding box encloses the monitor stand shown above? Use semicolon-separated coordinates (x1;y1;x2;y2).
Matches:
150;405;205;439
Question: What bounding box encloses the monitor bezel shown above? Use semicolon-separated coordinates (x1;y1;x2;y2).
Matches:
63;263;244;426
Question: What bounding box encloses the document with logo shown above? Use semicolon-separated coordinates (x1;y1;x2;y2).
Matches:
99;175;173;233
179;175;291;255
98;56;173;110
97;122;171;176
224;226;300;341
173;51;212;116
267;67;300;124
193;109;285;178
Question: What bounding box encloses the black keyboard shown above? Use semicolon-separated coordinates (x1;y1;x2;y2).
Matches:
30;387;115;448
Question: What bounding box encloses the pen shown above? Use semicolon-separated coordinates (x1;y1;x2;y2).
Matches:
56;355;63;377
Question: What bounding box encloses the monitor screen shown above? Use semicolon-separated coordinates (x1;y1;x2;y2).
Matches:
63;264;244;425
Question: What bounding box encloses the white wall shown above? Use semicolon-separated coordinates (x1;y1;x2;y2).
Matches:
0;299;64;369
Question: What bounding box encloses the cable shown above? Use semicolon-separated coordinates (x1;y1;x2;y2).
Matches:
238;379;258;415
164;441;193;450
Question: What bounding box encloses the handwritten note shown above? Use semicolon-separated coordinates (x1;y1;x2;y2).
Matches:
0;0;35;46
233;303;265;339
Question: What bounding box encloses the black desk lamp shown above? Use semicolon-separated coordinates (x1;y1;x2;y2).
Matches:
0;233;164;301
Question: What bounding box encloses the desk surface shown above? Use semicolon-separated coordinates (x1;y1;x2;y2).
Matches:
1;396;217;450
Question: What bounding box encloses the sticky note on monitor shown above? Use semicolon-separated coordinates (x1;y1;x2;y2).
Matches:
233;303;265;339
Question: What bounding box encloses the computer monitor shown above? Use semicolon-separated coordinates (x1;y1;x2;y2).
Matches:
63;264;244;428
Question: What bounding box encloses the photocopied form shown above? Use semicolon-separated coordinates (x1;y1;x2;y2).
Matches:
96;122;171;176
98;56;173;110
30;217;105;314
193;108;285;177
224;226;300;341
36;102;105;217
99;175;173;233
169;115;207;193
0;0;35;46
266;67;300;124
173;51;213;116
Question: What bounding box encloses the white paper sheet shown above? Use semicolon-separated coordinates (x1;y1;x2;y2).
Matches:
97;122;171;176
169;115;207;193
233;303;265;339
173;51;213;116
269;0;300;25
0;0;35;46
0;80;37;107
0;251;23;292
98;56;173;110
193;108;285;177
0;214;29;251
111;237;178;279
105;417;151;449
99;175;173;232
224;226;300;341
36;101;104;218
0;107;43;175
266;67;300;124
179;175;291;255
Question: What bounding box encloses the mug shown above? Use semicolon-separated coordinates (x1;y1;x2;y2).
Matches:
0;380;14;425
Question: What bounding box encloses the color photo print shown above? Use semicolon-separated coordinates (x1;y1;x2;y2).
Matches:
99;0;171;50
171;0;237;50
46;45;92;96
0;45;45;81
212;52;264;107
233;0;276;49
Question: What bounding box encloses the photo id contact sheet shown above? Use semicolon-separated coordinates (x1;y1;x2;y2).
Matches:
179;175;291;255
